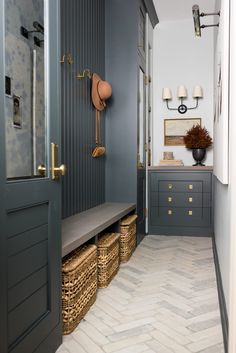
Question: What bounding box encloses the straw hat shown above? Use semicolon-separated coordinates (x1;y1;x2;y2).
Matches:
92;73;112;111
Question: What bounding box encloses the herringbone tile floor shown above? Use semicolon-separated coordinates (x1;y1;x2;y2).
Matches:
57;235;224;353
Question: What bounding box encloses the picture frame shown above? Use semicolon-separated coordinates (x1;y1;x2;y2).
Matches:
164;118;201;146
13;95;22;129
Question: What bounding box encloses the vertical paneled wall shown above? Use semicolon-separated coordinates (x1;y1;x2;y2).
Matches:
105;0;139;204
61;0;105;218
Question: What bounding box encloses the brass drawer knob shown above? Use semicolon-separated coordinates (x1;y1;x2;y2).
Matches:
189;184;193;190
168;197;172;203
189;197;193;203
188;210;193;216
168;210;172;215
168;184;173;190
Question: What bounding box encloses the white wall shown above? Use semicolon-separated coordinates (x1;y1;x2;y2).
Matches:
152;19;214;166
214;180;230;311
228;1;236;349
214;3;236;346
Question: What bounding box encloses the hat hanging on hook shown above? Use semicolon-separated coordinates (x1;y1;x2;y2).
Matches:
92;73;112;111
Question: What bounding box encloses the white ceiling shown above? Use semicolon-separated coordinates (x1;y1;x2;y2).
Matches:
153;0;216;22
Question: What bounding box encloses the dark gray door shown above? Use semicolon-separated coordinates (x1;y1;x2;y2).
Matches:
0;1;62;353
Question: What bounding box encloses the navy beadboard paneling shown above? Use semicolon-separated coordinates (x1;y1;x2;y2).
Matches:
61;0;105;218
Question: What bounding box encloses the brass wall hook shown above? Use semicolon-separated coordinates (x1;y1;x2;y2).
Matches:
60;53;73;65
60;54;65;64
76;69;92;80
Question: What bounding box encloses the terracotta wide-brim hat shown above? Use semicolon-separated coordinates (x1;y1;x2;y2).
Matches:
92;73;112;111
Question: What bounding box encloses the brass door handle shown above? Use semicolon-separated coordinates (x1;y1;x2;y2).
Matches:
38;164;46;177
54;165;67;177
51;143;66;180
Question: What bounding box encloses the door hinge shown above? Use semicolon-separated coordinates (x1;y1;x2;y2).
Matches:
149;75;152;83
145;75;149;86
144;143;148;152
149;106;152;113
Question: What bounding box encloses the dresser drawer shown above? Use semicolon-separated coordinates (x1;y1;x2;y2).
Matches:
151;192;211;208
150;207;211;227
158;181;202;193
150;172;212;193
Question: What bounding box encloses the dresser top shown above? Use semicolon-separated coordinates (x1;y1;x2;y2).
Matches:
148;166;213;171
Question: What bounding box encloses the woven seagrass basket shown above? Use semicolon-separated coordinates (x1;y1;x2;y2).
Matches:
98;233;120;288
120;214;138;263
62;244;97;335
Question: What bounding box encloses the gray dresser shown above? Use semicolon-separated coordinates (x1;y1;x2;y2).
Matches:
149;167;213;236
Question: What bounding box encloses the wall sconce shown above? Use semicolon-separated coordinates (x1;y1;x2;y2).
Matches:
192;4;220;37
162;85;203;114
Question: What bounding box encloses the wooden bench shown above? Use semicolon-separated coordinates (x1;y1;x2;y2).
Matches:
62;202;136;257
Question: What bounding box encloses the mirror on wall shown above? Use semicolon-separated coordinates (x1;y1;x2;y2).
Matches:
4;0;47;179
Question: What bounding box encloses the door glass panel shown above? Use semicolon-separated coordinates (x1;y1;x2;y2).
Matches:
138;67;145;168
5;0;47;180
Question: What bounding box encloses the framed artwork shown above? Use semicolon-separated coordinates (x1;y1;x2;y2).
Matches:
13;95;22;128
164;118;201;146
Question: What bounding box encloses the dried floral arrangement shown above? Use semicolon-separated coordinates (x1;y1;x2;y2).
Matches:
184;125;213;149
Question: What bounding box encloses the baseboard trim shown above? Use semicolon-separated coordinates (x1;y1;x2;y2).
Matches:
212;236;228;353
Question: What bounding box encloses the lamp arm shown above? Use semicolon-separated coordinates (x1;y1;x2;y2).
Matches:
166;100;179;111
201;24;219;29
200;11;220;17
187;98;199;110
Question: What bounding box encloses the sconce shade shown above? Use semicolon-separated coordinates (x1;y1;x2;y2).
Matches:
162;88;172;100
193;85;203;98
177;85;188;98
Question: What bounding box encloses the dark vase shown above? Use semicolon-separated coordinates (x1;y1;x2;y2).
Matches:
192;148;206;166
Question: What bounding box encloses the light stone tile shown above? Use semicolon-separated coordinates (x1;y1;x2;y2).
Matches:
199;343;225;353
82;313;114;336
112;343;149;353
187;325;223;343
187;317;221;332
150;330;191;353
78;321;110;345
57;236;223;353
94;300;123;320
107;324;154;342
187;311;221;325
113;317;156;333
159;301;194;319
56;348;70;353
151;321;191;345
102;334;151;353
147;339;177;353
72;330;105;353
62;338;87;353
187;334;223;352
155;313;192;336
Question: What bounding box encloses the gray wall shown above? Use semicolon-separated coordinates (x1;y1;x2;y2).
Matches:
105;0;139;203
61;0;106;218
